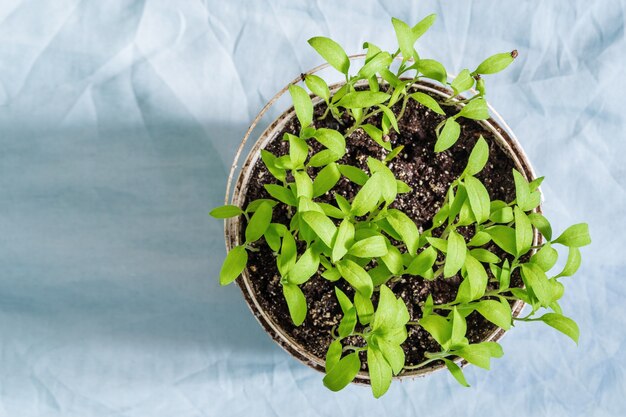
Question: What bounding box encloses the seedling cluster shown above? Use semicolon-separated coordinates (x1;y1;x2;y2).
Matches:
210;15;590;397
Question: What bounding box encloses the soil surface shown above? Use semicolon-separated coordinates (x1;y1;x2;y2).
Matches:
240;84;525;372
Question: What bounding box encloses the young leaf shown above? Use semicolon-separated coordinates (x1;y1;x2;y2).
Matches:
474;51;516;75
219;245;248;285
385;209;420;255
293;170;313;199
392;17;416;59
288;84;313;128
528;212;552;241
314;128;346;156
531;243;558;272
435;118;461;152
338;164;369;185
450;69;474;94
308;149;340;167
336;91;391;109
261;149;286;182
475;300;512;330
322;352;361;391
305;74;330;102
464;136;489;176
514;206;533;256
325;339;343;372
381;244;404;275
348;236;388;258
520;263;552;306
418;59;447;84
264;184;297;206
209;205;243;219
456;98;489;120
407;247;437;275
288;134;309;168
464;254;488;300
512;169;540;212
336;259;374;298
555;247;582;278
469;248;500;264
410;92;445;115
419;314;451;346
456;342;503;370
313;162;341;197
282;283;307;325
464;176;490;224
443;359;470;387
308;36;350;74
368;347;393;398
351;173;382;216
288;247;320;285
358;51;392;79
552;223;591;248
485;226;517;256
378;104;400;133
301;211;337;248
538;313;580;344
450;307;467;347
444;230;467;277
361;124;391;150
245;202;273;243
332;219;355;262
412;13;436;40
354;291;375;324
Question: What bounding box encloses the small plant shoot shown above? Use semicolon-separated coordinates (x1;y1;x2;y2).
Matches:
210;15;590;397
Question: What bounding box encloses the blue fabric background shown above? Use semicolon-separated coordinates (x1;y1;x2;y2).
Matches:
0;1;624;416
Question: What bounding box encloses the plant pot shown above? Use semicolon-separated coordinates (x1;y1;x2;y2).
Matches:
223;57;541;384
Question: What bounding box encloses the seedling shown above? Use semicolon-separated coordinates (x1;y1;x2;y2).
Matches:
210;15;590;397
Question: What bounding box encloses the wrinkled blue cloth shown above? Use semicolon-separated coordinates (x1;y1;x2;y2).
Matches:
0;1;624;416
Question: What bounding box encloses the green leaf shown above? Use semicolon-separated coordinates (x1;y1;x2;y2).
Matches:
354;291;375;324
308;36;350;74
457;98;489;120
435;118;461;152
277;230;297;276
520;263;553;306
512;169;540;212
261;149;286;182
305;74;330;102
348;236;388;258
464;254;488;300
335;286;353;313
464;136;489;176
376;338;405;375
538;313;580;344
528;212;552;240
288;84;313;128
468;231;491;247
555;247;582;278
358;51;392;79
337;259;374;298
351;173;382;216
288;134;309;168
325;339;343;372
361;124;391;150
474;51;516;75
490;206;514;224
245;202;273;242
464;176;490;224
332;219;355;262
368;347;393;398
412;13;437;40
319;202;345;219
282;283;307;326
314;128;346;156
485;226;517;256
443;358;470;387
410;92;445;115
381;244;404;275
288;247;320;285
514;206;533;256
322;352;361;391
407;246;437;276
293;170;313;199
419;314;451;346
308;149;340;167
450;69;474;94
392;17;416;59
219;245;248;285
312;162;341;198
301;211;337;248
469;248;500;264
450;307;467;347
338;308;357;338
418;59;447;84
264;184;297;206
209;204;243;218
456;342;503;370
378;104;400;133
531;243;558;272
475;299;512;330
336;91;391;109
246;198;278;213
553;223;591;248
338;164;369;185
385;209;420;255
444;230;467;277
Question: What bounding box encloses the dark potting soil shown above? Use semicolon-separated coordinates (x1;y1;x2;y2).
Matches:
241;84;525;372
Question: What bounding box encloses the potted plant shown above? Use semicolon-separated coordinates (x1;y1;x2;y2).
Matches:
210;14;590;398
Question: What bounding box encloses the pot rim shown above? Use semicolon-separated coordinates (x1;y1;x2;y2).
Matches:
223;55;541;384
